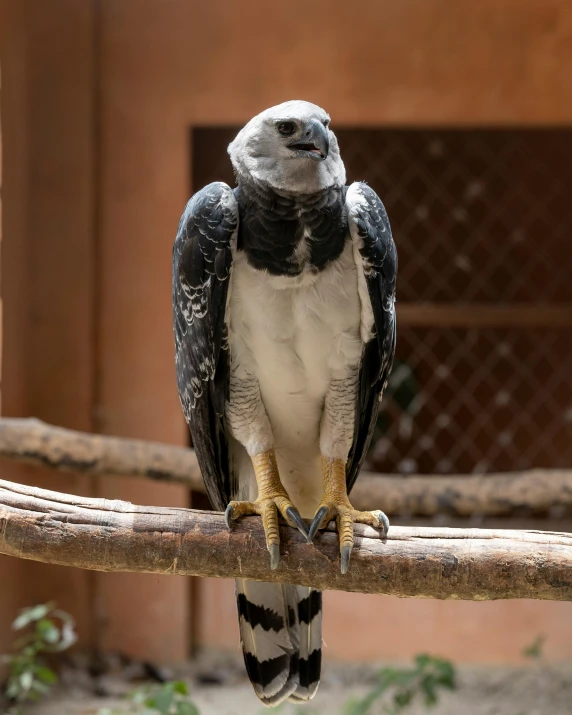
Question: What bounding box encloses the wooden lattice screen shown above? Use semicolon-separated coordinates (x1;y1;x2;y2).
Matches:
192;128;572;476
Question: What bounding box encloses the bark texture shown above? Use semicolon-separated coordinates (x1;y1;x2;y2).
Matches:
0;418;571;517
1;478;572;601
0;417;204;487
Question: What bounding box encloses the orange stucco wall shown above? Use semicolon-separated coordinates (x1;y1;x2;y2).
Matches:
98;0;572;664
197;575;572;664
0;0;98;653
0;0;30;654
2;0;572;664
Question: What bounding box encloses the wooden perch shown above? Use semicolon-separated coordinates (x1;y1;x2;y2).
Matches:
1;478;571;600
0;418;570;517
1;418;571;517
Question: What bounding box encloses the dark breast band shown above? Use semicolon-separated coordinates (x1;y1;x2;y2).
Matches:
234;179;348;276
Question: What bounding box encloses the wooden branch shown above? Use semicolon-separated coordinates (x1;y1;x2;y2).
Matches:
0;417;204;489
1;418;571;517
369;470;572;518
1;478;571;600
396;302;572;328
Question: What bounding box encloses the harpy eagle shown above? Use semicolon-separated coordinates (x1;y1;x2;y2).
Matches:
173;101;397;706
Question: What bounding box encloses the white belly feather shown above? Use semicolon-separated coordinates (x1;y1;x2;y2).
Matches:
227;239;363;516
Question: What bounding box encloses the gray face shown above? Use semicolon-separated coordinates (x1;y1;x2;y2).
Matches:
273;113;330;162
228;100;346;194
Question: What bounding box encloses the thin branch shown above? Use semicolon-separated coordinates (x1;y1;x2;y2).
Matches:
0;417;204;488
0;418;571;517
1;478;572;600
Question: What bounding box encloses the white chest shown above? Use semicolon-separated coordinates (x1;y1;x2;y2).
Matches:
226;239;364;511
227;240;363;402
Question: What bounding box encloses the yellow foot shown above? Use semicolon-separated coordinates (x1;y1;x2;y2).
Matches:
308;457;389;574
224;449;308;570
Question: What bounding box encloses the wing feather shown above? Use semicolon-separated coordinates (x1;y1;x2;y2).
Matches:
346;182;397;493
172;182;238;510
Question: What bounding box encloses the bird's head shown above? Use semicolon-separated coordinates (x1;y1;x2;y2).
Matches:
228;100;346;194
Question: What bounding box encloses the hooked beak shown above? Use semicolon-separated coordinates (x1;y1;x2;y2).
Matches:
288;119;330;161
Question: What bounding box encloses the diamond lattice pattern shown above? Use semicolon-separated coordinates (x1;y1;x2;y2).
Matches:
193;128;572;474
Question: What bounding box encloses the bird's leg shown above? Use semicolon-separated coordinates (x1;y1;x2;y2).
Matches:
308;369;388;573
224;369;308;568
225;448;309;569
307;457;389;574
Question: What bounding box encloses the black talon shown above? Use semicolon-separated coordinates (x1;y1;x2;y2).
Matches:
307;505;329;543
340;545;352;575
224;503;234;529
378;511;390;536
285;506;309;539
269;543;280;570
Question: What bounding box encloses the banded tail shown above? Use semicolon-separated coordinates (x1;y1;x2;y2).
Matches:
236;579;322;706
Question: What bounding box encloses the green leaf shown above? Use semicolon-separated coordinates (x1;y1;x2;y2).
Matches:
341;699;361;715
342;693;376;715
176;702;200;715
19;670;34;692
35;666;57;684
343;654;457;715
30;681;50;695
48;620;77;652
12;604;52;631
394;690;413;707
19;644;37;658
6;679;20;698
172;680;189;695
130;689;148;705
147;685;174;714
37;619;60;644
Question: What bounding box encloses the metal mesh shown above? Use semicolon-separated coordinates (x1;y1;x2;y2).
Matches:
373;327;572;474
192;127;572;475
338;129;572;304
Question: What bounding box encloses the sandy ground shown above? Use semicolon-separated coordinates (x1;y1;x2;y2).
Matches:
15;652;572;715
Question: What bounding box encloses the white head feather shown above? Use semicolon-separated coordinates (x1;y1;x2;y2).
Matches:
228;100;346;194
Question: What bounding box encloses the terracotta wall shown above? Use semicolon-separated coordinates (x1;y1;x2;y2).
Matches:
98;0;572;664
0;0;190;662
0;0;100;650
0;0;28;655
2;0;572;664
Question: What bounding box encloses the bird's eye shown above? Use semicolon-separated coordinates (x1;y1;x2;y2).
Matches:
323;119;330;127
277;121;296;136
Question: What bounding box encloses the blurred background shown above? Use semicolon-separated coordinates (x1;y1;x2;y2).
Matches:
1;0;572;703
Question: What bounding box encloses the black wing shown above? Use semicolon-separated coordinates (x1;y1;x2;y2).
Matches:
345;182;397;494
172;182;238;511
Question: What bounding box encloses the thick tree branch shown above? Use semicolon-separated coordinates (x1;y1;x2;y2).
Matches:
1;478;572;600
0;418;570;517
